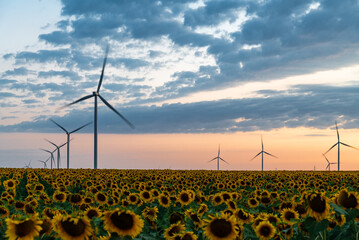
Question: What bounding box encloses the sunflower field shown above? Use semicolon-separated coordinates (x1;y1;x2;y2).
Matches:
0;169;358;240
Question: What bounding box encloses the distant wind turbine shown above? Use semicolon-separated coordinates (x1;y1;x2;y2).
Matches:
24;160;32;168
50;119;92;169
40;148;56;169
322;154;336;171
58;45;135;169
45;139;67;169
208;145;229;170
250;135;278;171
38;158;50;169
324;121;359;171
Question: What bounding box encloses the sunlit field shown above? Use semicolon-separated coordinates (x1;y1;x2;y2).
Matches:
0;169;358;240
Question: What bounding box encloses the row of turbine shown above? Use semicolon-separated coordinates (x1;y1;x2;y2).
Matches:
209;121;359;171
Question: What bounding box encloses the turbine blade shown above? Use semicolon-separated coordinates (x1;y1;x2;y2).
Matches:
49;118;68;133
261;135;263;150
326;164;329;170
335;121;339;140
218;144;220;156
97;44;109;93
322;153;329;164
340;142;359;151
57;94;94;110
98;94;135;129
220;157;229;164
59;142;68;148
69;122;92;134
250;151;262;161
324;143;338;155
40;148;51;154
263;151;278;158
208;157;217;162
45;139;58;148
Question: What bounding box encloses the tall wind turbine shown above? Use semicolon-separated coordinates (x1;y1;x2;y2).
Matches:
208;145;229;170
250;135;278;171
45;139;67;169
50;119;92;169
324;121;359;171
59;45;135;169
40;149;56;169
322;154;336;171
38;158;50;169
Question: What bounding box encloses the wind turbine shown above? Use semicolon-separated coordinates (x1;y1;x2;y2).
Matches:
50;119;92;169
250;135;278;171
59;45;135;169
45;139;67;169
40;148;56;169
24;160;32;168
324;121;359;171
208;145;229;170
322;154;336;171
38;158;50;169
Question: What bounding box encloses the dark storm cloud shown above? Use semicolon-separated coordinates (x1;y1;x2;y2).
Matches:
2;84;359;133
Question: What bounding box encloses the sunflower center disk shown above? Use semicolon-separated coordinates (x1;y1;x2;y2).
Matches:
15;220;35;237
309;195;326;213
339;191;358;208
209;219;232;237
61;219;86;236
111;212;134;230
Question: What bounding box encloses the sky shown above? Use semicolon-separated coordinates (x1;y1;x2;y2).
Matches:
1;0;359;170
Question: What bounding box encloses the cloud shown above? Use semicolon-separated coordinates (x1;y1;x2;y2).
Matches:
15;49;71;64
2;84;359;133
38;70;81;80
3;67;31;76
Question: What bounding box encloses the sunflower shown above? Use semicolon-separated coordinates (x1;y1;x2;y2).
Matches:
69;194;83;206
140;190;153;203
266;214;280;225
248;198;259;208
198;203;209;216
0;206;10;218
95;192;107;204
53;214;92;240
164;222;186;240
43;207;56;219
84;207;102;220
280;208;299;225
226;200;237;211
307;193;330;221
294;201;307;218
5;213;43;240
14;201;26;210
24;204;36;215
103;208;144;238
177;190;193;206
336;189;359;209
158;193;171;208
212;193;224;206
185;209;202;227
254;221;276;240
39;217;52;237
53;191;67;203
179;231;198;240
169;212;185;224
142;206;158;222
203;214;238;240
234;209;252;224
3;179;16;189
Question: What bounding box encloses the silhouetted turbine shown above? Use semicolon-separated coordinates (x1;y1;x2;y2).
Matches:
40;149;56;169
322;154;336;171
38;157;50;169
324;121;359;171
50;119;92;169
208;145;229;170
45;139;67;169
250;135;278;171
58;45;134;169
24;160;32;168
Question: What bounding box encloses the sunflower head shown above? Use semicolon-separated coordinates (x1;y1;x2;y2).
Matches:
254;221;276;240
280;208;299;225
336;189;359;209
164;222;186;239
307;193;330;221
234;209;253;224
5;213;43;240
103;208;144;238
84;207;102;220
203;213;238;240
52;214;92;240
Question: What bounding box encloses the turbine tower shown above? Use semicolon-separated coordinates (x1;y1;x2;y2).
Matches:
45;139;67;169
250;135;278;171
50;119;92;169
323;154;336;171
40;149;56;169
324;121;359;171
208;145;229;170
59;45;135;169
